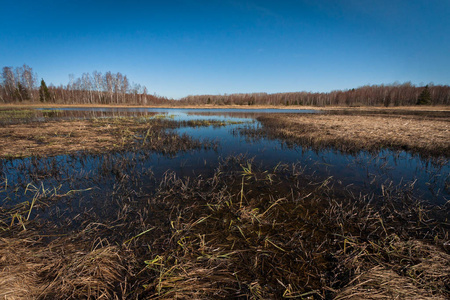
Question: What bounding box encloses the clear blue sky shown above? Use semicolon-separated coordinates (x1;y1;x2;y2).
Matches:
1;0;449;99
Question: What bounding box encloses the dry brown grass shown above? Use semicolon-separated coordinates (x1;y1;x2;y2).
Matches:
336;267;444;300
0;120;119;157
335;240;450;300
0;117;217;158
257;113;450;156
0;237;126;299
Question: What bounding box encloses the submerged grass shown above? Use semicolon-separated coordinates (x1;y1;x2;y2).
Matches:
0;110;449;299
0;182;93;232
0;155;448;298
129;156;449;299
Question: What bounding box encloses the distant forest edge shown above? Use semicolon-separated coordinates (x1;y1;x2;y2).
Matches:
1;64;449;106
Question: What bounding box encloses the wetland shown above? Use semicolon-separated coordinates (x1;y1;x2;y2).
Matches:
0;107;449;299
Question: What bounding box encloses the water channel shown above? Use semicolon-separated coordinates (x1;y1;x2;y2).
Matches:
1;107;448;226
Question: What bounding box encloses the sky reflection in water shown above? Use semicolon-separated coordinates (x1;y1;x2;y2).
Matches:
5;108;449;207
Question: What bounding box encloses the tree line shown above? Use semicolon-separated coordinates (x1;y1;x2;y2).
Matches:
180;83;449;106
0;65;169;105
0;65;37;102
1;65;449;106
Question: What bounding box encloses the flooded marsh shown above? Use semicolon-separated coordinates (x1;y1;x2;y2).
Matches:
254;112;450;157
0;107;449;299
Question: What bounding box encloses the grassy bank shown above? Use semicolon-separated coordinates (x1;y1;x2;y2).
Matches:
0;116;238;158
252;111;450;157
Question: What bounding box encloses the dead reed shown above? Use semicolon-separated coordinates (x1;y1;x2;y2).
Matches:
0;234;128;299
252;112;450;157
0;155;448;298
0;117;222;158
122;156;449;299
0;108;448;299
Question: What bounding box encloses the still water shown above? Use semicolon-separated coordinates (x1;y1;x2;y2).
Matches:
1;108;448;222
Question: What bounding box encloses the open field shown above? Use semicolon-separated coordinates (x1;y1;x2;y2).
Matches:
0;107;449;299
253;111;450;157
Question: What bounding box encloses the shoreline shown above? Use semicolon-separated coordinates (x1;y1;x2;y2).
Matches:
1;102;450;112
1;105;449;158
254;113;450;158
0;117;226;158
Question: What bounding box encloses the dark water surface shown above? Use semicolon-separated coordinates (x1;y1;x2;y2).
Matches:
1;108;448;224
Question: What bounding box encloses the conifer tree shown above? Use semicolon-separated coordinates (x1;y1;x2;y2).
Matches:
417;85;431;105
39;79;51;102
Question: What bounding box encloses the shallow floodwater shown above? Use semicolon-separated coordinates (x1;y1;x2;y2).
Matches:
1;108;448;223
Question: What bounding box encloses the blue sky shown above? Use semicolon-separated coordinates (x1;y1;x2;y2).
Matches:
1;0;449;99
